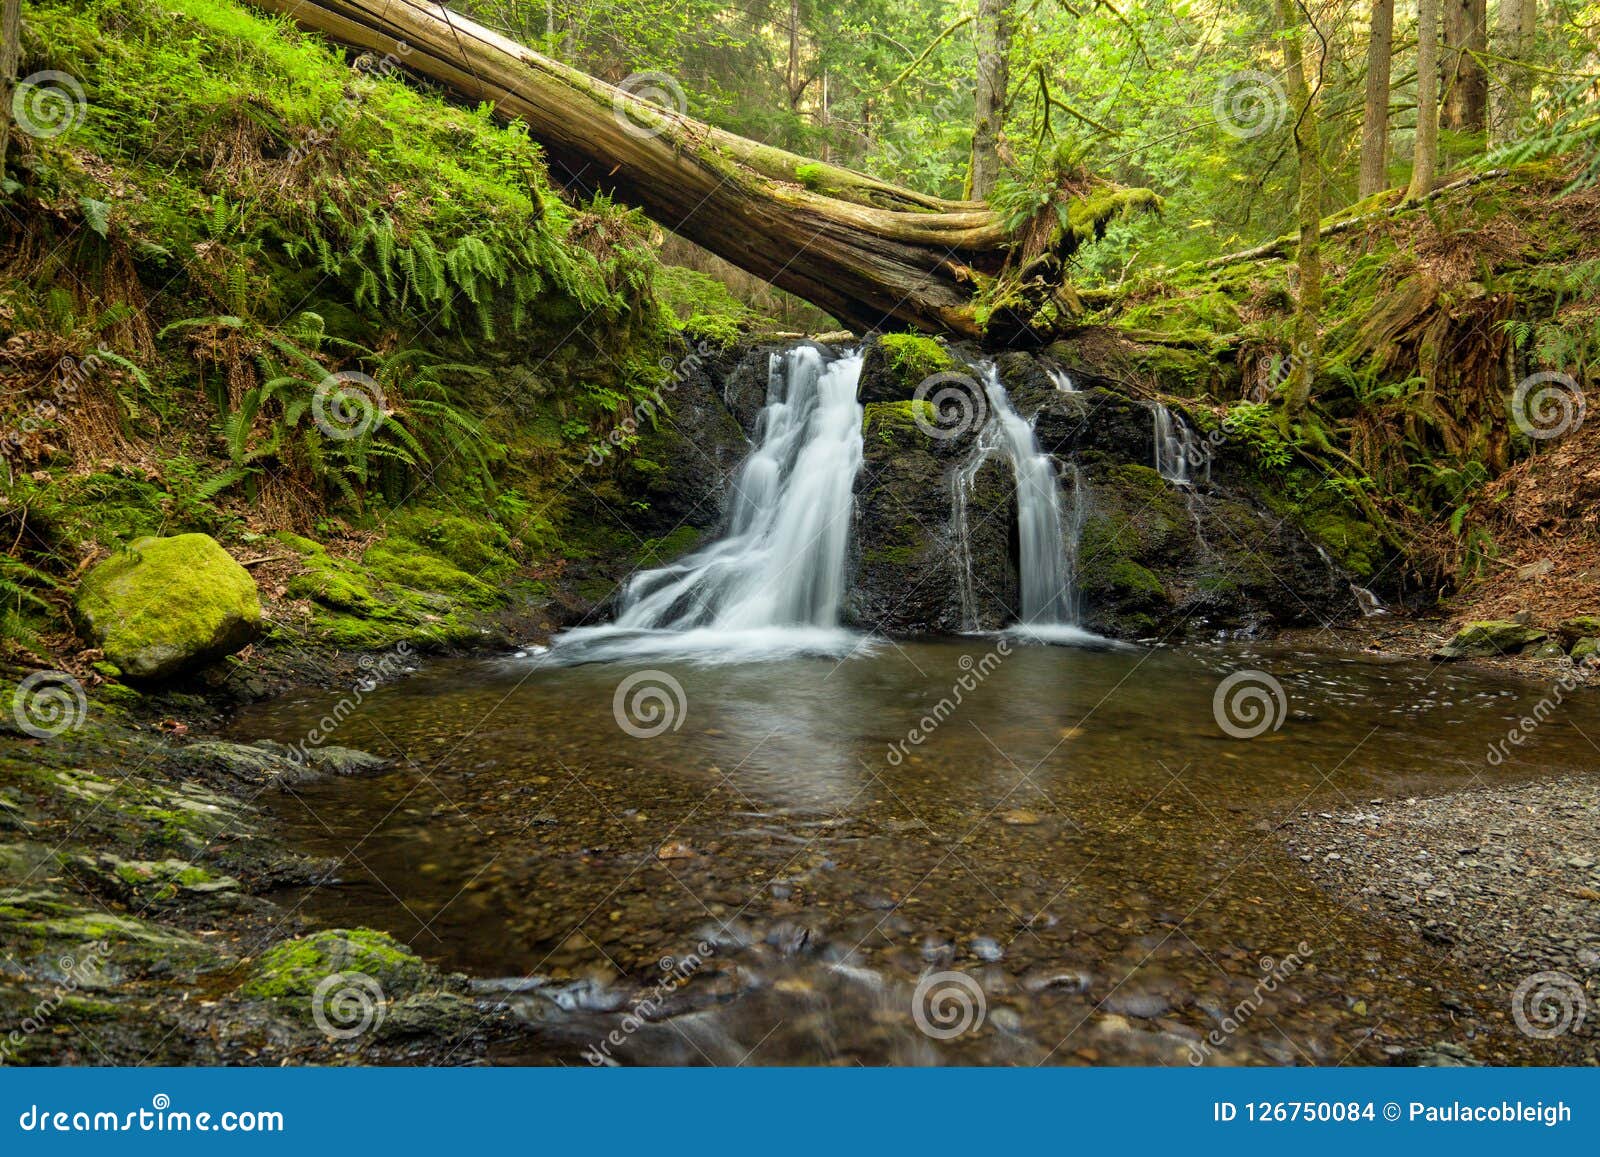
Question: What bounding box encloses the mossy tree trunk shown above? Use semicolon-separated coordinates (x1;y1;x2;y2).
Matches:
1358;0;1394;198
1275;0;1322;428
250;0;1059;338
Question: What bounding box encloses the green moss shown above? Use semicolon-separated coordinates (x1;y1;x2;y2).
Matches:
74;534;262;681
362;537;501;608
387;508;516;579
877;334;953;385
862;521;927;566
241;929;432;1001
635;526;702;568
1296;502;1385;579
863;400;938;441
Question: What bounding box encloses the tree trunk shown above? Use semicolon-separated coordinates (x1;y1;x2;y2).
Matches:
1408;0;1441;201
1358;0;1395;197
969;0;1012;199
1441;0;1487;134
250;0;1044;337
1274;0;1322;425
0;0;22;179
786;0;802;111
1490;0;1538;146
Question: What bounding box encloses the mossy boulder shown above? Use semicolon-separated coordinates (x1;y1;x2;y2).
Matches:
858;334;963;404
1556;615;1600;645
241;929;433;1002
1570;637;1599;664
75;534;262;681
1432;621;1549;660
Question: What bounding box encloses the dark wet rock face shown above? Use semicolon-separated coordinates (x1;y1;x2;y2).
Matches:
840;341;1361;639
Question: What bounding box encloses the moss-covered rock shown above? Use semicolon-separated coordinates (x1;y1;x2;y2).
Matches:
242;929;433;1001
1570;637;1598;664
1556;615;1600;645
1432;621;1549;660
858;334;963;404
75;534;262;681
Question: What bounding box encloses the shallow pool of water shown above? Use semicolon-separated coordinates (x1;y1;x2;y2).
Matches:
231;635;1597;1065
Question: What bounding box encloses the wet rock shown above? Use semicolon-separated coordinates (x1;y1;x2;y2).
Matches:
75;534;262;681
547;977;627;1013
1105;989;1174;1019
765;921;817;956
1020;969;1092;994
1398;1041;1483;1067
1431;621;1548;660
970;936;1005;962
240;928;436;1004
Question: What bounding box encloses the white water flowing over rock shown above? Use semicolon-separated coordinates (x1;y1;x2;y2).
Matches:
953;365;1102;646
550;346;871;664
1153;403;1209;486
1047;366;1076;392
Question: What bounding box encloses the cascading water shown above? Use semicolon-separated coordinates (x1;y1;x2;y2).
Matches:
1153;403;1209;486
951;364;1098;644
1047;366;1076;392
550;346;869;663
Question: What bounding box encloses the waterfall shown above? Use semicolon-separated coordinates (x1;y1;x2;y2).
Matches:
1047;366;1076;392
550;346;869;663
951;364;1090;640
1153;403;1209;486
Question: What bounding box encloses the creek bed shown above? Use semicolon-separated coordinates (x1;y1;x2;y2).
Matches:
231;637;1600;1065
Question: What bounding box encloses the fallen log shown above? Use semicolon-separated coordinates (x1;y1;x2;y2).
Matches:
250;0;1139;338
